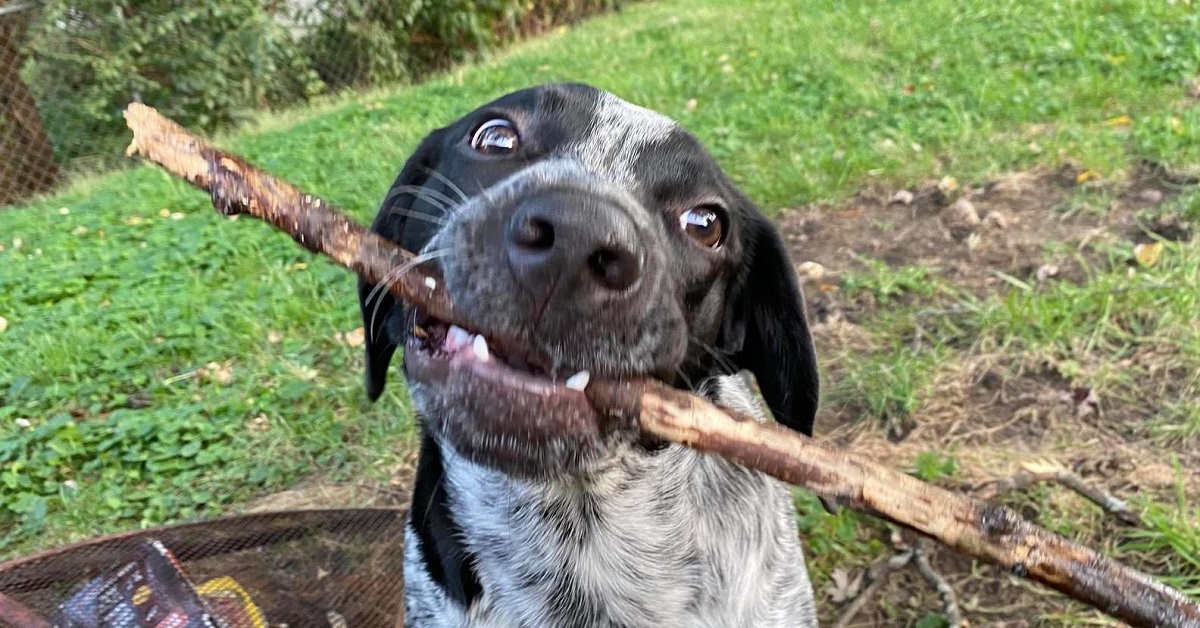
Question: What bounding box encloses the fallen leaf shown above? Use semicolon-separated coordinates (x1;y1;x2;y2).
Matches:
1076;169;1100;184
684;98;698;112
1035;264;1060;282
199;361;235;386
342;327;366;347
824;568;863;603
0;316;7;333
1103;115;1132;126
247;414;270;432
1021;458;1067;475
1134;242;1164;267
1071;387;1100;419
889;190;915;205
58;207;70;215
72;226;89;236
938;176;959;194
267;330;283;344
796;261;826;282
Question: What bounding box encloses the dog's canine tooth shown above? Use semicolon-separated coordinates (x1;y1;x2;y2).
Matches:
564;370;590;391
447;325;471;350
472;335;491;362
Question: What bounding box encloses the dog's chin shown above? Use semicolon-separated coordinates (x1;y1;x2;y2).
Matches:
402;313;639;479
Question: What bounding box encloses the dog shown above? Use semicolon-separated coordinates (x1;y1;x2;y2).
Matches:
359;83;821;627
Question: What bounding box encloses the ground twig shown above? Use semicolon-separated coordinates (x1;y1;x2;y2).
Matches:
912;542;965;628
977;460;1143;526
123;103;1200;628
831;549;915;628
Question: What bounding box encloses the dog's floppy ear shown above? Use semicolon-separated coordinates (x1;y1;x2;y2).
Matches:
358;129;447;401
720;207;820;435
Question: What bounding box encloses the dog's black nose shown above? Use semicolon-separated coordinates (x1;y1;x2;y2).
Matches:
507;190;643;297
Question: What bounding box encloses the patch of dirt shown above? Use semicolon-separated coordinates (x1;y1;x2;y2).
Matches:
780;166;1199;626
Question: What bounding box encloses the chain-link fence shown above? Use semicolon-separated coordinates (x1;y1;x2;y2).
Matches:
0;0;623;208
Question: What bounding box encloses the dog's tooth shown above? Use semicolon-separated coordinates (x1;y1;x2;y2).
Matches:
472;335;490;362
564;370;590;391
446;325;471;350
424;276;438;290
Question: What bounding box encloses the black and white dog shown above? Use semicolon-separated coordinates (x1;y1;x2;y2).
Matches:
359;84;821;627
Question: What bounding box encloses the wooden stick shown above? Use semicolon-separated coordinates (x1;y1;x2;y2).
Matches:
124;103;1200;628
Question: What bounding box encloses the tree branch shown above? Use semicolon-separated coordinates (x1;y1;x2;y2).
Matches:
124;103;1200;628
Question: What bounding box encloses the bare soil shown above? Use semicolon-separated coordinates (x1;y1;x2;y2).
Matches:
784;165;1198;626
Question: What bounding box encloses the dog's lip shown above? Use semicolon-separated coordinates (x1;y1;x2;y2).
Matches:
403;312;608;452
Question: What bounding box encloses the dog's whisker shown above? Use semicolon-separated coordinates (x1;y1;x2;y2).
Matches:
422;166;470;203
674;366;696;391
691;336;739;374
386;184;463;215
381;205;449;227
366;248;455;344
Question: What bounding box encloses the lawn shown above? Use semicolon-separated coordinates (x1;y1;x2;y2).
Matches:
3;0;1200;623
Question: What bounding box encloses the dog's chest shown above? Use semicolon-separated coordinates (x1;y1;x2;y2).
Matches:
405;443;816;628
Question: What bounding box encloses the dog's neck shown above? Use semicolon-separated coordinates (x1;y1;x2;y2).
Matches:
403;377;819;627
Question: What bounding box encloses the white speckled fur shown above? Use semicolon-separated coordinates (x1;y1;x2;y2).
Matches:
404;375;817;628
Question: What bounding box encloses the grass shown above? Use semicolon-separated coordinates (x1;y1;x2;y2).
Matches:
2;0;1200;619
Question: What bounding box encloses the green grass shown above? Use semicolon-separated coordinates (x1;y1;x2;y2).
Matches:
3;0;1200;602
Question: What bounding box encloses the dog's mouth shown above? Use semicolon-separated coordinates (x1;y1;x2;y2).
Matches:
407;309;592;394
402;308;612;472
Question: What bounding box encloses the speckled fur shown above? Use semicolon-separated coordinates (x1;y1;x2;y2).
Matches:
404;375;817;628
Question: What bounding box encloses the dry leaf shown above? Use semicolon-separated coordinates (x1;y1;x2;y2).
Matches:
796;261;826;282
247;414;270;432
0;316;7;334
938;175;959;194
1134;242;1163;267
1071;387;1100;419
824;568;863;603
1021;458;1067;475
1103;115;1132;126
267;330;283;344
342;327;366;347
1036;264;1060;282
889;189;915;205
1075;169;1100;184
199;361;234;385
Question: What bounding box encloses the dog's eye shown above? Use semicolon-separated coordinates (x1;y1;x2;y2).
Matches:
679;206;726;249
470;119;519;154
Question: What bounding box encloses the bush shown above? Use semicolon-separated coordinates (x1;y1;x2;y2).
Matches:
22;1;323;164
18;0;625;170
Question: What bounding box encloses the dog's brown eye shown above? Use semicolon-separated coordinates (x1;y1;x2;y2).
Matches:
679;206;726;249
471;119;519;154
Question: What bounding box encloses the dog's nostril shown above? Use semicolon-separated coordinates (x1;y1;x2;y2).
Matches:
588;248;640;291
513;217;555;251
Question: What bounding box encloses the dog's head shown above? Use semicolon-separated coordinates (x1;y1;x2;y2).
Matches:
360;83;818;477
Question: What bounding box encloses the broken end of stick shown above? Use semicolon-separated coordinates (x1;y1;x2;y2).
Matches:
122;102;212;190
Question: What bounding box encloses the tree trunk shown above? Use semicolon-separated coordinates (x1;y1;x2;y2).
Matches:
1;9;59;206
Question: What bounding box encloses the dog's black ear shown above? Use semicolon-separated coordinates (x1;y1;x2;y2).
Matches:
720;208;820;435
359;129;447;401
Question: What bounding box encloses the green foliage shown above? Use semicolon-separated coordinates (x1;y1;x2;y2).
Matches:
842;259;939;305
23;1;323;163
19;0;623;170
793;491;885;574
912;452;957;482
